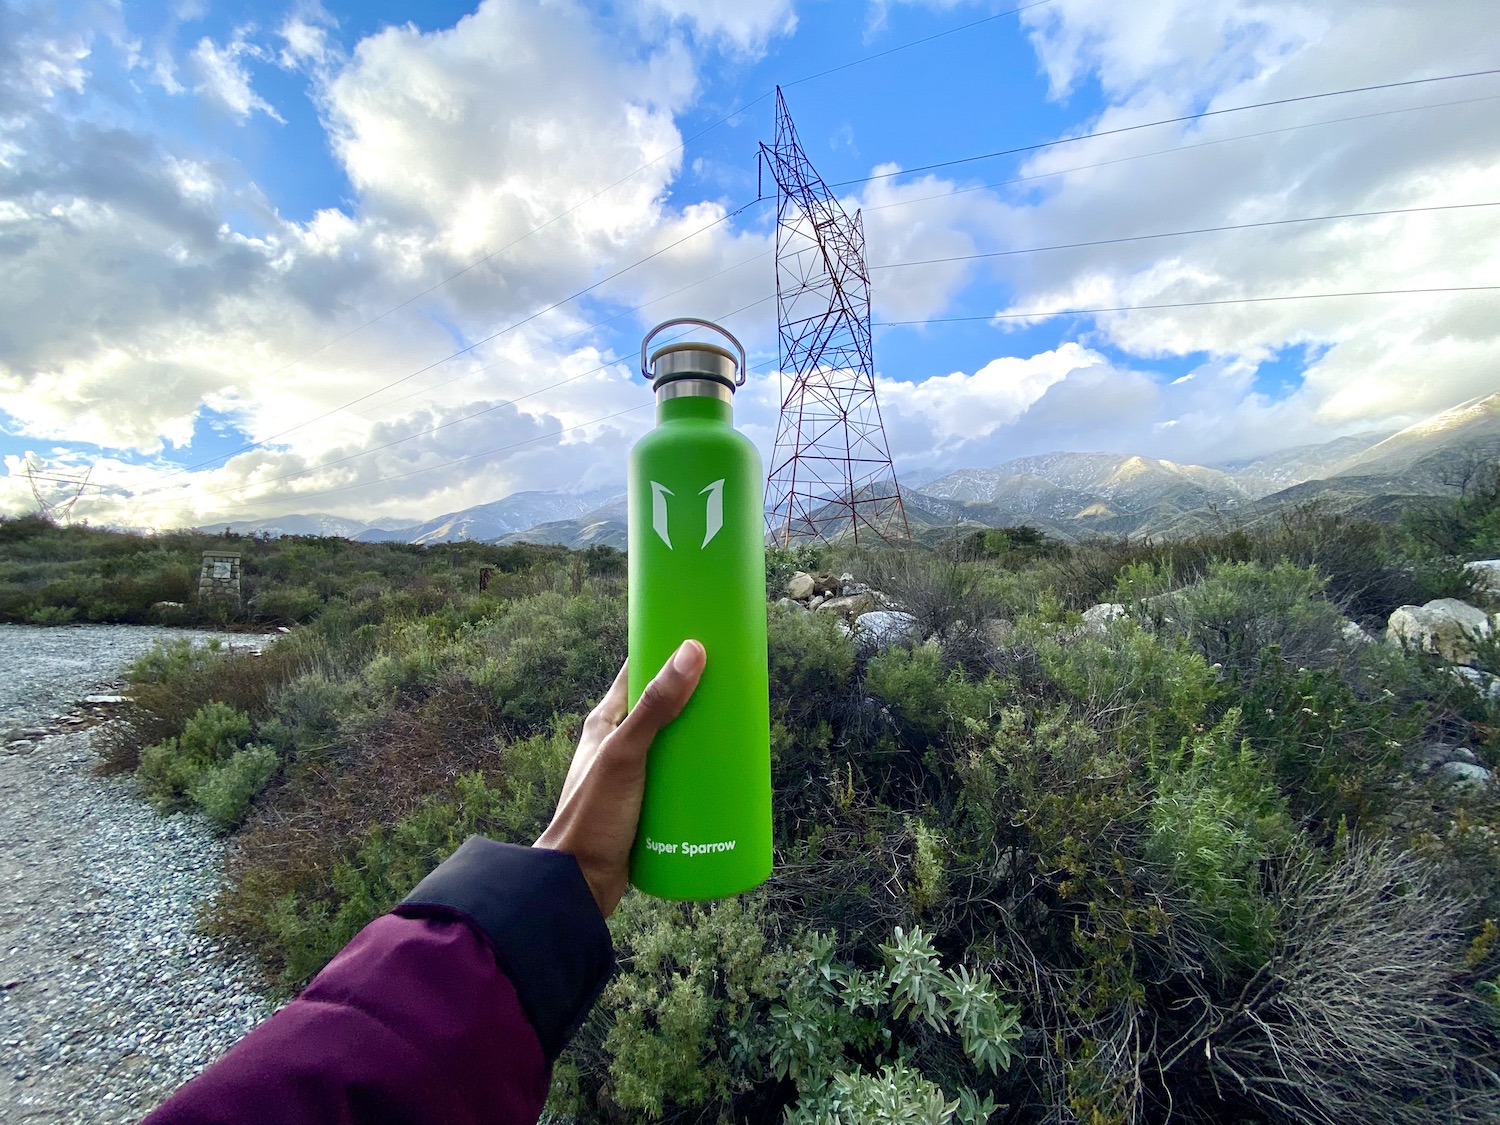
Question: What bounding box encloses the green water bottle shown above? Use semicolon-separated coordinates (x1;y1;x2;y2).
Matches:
627;318;772;900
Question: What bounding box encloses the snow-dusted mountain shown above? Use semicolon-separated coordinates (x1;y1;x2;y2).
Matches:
900;394;1498;541
1328;393;1500;481
357;488;622;545
202;488;620;544
1213;431;1391;495
916;452;1249;525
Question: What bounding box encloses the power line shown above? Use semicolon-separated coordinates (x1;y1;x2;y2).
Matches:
144;198;1499;501
831;67;1500;189
358;237;775;418
868;201;1500;271
874;285;1500;327
857;93;1500;213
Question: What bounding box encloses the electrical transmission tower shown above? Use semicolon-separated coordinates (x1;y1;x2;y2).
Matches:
761;88;909;547
23;457;94;524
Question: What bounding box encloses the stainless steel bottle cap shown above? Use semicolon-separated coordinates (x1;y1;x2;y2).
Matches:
642;318;747;393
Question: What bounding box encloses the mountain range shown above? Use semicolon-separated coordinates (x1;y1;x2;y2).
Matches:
203;392;1500;549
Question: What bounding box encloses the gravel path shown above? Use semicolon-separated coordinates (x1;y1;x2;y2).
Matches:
0;625;279;1123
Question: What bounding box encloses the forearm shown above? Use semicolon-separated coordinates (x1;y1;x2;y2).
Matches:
144;839;613;1125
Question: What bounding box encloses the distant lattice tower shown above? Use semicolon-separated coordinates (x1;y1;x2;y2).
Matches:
760;88;910;547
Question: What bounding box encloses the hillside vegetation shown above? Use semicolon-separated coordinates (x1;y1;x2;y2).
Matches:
0;514;601;626
13;481;1500;1124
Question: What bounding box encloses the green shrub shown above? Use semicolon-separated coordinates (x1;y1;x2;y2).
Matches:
103;637;300;772
190;744;281;834
582;902;1019;1125
138;701;254;811
1144;711;1291;973
25;604;78;625
768;602;856;726
864;644;1003;756
1027;617;1219;753
1151;559;1347;685
96;517;1500;1125
230;720;579;991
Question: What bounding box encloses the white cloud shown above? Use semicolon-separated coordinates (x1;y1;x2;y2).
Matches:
279;6;338;70
875;344;1101;458
191;31;284;122
634;0;797;56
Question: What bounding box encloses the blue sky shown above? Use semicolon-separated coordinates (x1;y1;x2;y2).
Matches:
2;0;1498;526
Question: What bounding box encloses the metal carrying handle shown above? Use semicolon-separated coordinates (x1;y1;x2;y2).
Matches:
640;318;748;387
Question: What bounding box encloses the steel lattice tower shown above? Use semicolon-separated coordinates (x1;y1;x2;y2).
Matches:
761;89;909;547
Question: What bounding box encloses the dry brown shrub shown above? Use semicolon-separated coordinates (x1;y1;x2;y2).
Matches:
1166;839;1500;1125
97;640;302;774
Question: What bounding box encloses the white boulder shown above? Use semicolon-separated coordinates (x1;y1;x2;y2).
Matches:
854;610;920;651
1387;598;1494;665
1081;603;1127;633
1435;761;1492;792
786;572;815;600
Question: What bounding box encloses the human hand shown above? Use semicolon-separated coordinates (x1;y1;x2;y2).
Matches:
534;640;706;918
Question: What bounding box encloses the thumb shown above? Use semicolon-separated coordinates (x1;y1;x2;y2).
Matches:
612;640;706;749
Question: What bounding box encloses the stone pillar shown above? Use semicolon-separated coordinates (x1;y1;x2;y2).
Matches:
198;550;243;608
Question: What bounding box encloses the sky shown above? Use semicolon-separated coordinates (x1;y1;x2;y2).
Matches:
2;0;1498;529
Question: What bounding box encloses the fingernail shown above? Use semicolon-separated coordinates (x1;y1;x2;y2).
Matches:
671;639;705;676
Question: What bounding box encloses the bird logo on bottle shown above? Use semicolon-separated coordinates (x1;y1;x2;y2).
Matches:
649;479;725;550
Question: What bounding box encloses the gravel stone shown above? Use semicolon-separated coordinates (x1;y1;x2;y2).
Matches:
0;624;278;1123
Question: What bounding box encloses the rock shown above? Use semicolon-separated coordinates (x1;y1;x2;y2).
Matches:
4;739;37;755
1406;741;1453;774
1341;619;1374;645
812;574;842;596
1464;559;1500;596
773;597;806;613
1387;598;1494;664
854;610;920;651
82;694;129;705
1446;665;1500;702
840;581;872;597
786;572;815;600
1082;603;1127;633
1436;761;1492;791
817;592;877;618
981;618;1014;648
1449;746;1480;765
808;595;826;611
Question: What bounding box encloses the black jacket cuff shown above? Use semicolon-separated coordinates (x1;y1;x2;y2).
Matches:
395;836;614;1060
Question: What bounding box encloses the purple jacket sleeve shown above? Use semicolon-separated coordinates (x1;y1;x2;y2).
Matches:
143;838;614;1125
